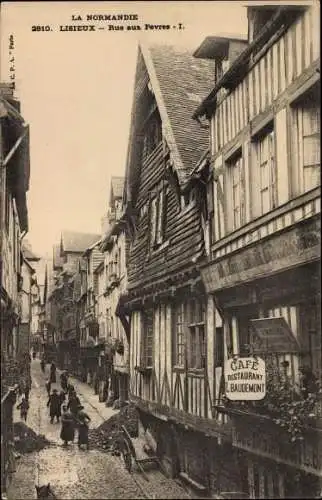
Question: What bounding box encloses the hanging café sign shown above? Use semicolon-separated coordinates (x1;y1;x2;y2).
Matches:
224;356;266;400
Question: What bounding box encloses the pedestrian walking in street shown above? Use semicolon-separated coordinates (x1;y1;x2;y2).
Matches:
49;362;57;383
25;374;32;401
47;389;61;424
45;379;51;397
60;406;75;447
67;390;81;418
60;371;68;392
17;396;29;422
75;405;91;450
40;357;45;373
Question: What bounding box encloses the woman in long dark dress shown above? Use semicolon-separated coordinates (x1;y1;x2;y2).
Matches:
67;391;81;418
60;371;68;392
76;406;91;450
60;406;75;446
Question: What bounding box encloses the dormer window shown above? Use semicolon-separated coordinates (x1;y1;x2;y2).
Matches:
248;7;277;43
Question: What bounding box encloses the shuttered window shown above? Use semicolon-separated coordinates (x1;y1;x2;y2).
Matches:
142;309;154;367
251;123;276;217
300;104;320;191
258;130;276;214
292;84;320;195
174;302;186;367
188;298;206;370
227;151;245;231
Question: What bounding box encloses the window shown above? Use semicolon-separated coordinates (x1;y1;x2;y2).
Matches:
142;110;162;160
292;87;320;195
142;309;154;367
150;184;168;248
215;327;224;367
174;302;186;367
249;7;277;43
259;129;276;214
188;298;206;369
251;124;276;218
227;151;245;231
300;302;321;382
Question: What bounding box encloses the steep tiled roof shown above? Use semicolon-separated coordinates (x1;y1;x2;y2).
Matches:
110;177;124;201
140;43;215;186
61;231;101;253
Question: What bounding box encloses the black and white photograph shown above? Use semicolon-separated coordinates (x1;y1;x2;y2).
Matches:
0;1;321;498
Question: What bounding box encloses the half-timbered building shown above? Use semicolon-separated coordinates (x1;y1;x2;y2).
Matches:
193;3;321;498
99;176;130;405
122;42;222;489
81;239;104;389
50;231;100;372
0;84;30;495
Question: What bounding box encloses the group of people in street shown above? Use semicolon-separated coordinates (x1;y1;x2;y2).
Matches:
44;364;91;449
16;358;92;450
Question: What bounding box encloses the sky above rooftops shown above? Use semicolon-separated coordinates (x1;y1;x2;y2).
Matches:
1;1;248;257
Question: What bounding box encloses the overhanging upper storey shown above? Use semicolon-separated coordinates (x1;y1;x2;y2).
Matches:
193;4;307;120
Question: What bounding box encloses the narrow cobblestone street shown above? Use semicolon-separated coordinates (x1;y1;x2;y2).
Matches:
7;359;191;499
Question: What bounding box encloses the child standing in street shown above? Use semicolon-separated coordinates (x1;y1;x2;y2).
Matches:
47;389;61;424
17;396;29;422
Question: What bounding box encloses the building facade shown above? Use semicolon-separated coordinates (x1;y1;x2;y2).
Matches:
0;84;30;494
49;231;100;372
122;42;220;487
19;250;35;357
99;176;130;405
81;241;103;388
193;3;321;498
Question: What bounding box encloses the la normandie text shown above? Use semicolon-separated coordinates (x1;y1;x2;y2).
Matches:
72;14;139;21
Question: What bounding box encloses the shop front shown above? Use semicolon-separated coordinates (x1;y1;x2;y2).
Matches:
201;215;321;498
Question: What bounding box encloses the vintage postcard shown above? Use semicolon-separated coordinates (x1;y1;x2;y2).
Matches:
0;1;320;499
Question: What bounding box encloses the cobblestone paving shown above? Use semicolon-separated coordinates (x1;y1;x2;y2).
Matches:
7;359;191;500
